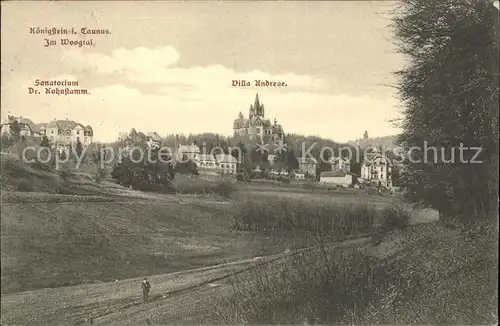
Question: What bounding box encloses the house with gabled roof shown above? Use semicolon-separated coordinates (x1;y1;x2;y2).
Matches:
1;116;40;137
44;118;93;148
215;154;238;175
296;156;317;177
146;132;162;148
1;117;93;153
360;151;393;187
177;143;200;160
329;156;351;172
319;170;355;187
196;153;217;169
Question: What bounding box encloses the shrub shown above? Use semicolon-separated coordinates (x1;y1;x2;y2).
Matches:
380;205;411;231
215;182;235;198
231;195;376;236
58;165;73;181
94;168;106;183
16;179;34;192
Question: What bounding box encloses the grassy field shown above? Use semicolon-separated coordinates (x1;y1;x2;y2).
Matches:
11;154;490;326
0;156;433;295
1;171;403;295
2;157;494;325
1;193;309;294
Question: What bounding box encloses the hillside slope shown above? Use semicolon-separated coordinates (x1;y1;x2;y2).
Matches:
359;223;498;324
348;135;398;150
2;222;495;325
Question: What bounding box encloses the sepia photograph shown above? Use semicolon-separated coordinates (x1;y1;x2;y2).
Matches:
1;1;498;325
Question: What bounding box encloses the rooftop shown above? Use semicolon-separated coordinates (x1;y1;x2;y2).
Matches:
216;154;238;163
296;157;318;165
178;144;201;153
320;170;348;178
146;132;162;142
197;154;216;161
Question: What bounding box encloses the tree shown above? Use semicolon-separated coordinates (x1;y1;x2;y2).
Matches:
93;144;110;182
232;141;247;164
36;136;53;170
59;150;67;161
111;146;174;189
10;120;21;143
75;138;84;159
0;134;13;150
394;0;499;224
40;136;50;148
175;154;198;175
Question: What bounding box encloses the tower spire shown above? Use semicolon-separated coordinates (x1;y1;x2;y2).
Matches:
254;93;264;117
254;93;260;110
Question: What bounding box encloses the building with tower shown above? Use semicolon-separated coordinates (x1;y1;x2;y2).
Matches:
233;93;284;141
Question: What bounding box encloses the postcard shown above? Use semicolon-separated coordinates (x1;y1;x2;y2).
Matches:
1;1;498;325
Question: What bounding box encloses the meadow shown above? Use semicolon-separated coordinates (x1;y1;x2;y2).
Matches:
1;155;496;325
0;155;398;294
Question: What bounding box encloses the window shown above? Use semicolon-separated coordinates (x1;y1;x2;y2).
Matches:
256;128;261;133
221;164;224;168
77;131;80;135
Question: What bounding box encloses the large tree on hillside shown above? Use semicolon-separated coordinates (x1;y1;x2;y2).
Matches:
394;0;499;223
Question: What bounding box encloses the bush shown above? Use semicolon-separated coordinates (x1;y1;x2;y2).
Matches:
380;205;411;231
231;195;376;236
16;179;34;192
94;168;106;183
215;182;234;198
58;165;73;181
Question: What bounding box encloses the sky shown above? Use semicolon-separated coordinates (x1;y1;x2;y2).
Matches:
1;1;406;143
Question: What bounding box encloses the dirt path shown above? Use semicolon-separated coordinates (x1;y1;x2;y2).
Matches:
1;236;373;326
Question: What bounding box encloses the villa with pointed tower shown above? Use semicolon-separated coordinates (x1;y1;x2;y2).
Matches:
233;93;284;141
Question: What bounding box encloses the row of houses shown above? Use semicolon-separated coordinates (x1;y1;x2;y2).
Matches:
2;115;392;187
1;116;94;154
145;140;239;176
272;152;392;188
318;152;393;188
176;144;239;175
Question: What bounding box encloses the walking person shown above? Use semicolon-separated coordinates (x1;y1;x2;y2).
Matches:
141;278;151;303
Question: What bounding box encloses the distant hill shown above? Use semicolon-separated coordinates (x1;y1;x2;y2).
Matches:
347;135;399;150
